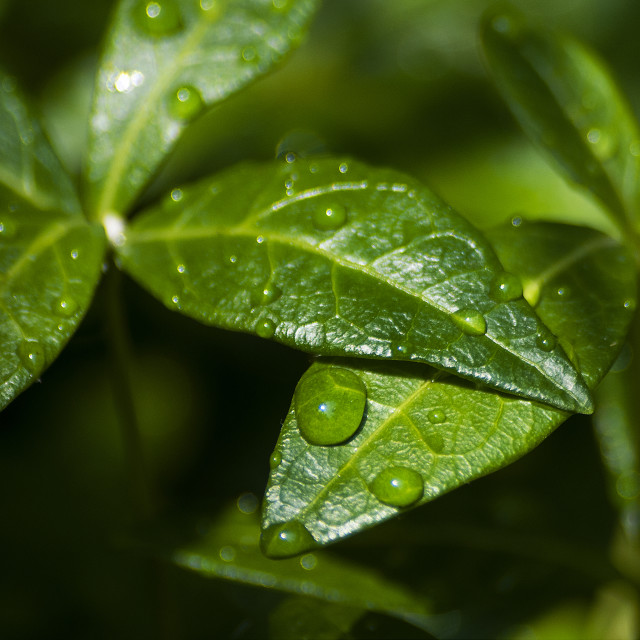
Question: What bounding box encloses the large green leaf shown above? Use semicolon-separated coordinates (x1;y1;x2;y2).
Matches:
118;157;592;413
0;74;106;410
83;0;319;220
260;223;636;556
481;12;640;232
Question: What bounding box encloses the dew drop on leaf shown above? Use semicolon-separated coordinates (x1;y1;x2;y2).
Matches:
451;308;487;336
134;0;182;36
251;283;282;307
17;340;45;374
390;341;410;358
294;367;367;446
53;297;78;317
369;466;424;508
313;203;347;231
536;330;557;352
490;272;523;303
261;521;316;558
167;85;204;121
269;450;282;469
427;409;446;424
70;249;79;260
256;318;276;339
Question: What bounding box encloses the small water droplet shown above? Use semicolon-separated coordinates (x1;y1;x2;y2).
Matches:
338;162;349;174
300;553;317;570
536;330;557;352
313;203;347;231
17;340;45;374
624;299;636;310
554;286;570;298
370;466;424;508
236;492;258;515
586;127;616;161
177;264;186;274
54;297;78;317
269;450;282;469
251;283;282;307
390;341;410;358
294;367;367;446
0;220;16;239
135;0;182;36
285;152;297;164
241;46;258;63
511;216;523;227
171;295;180;305
428;410;446;424
167;85;204;121
261;521;316;558
70;249;79;260
228;254;238;264
219;545;236;562
170;188;183;202
490;272;523;303
256;235;265;244
452;308;487;336
256;318;276;339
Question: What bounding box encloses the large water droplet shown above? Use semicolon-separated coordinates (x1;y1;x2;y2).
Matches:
135;0;182;36
490;272;523;303
167;85;204;121
53;297;78;317
536;329;557;352
428;409;446;424
370;466;424;508
294;367;367;446
452;308;487;336
256;318;276;339
17;340;45;374
269;450;282;470
313;203;347;231
261;521;316;558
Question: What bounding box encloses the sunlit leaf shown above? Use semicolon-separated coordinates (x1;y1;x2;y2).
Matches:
261;223;636;555
0;73;106;410
118;157;592;413
83;0;319;220
481;11;640;231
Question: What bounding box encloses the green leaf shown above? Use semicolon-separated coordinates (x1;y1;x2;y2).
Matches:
260;223;636;555
84;0;319;221
168;503;436;632
0;74;106;411
118;157;592;413
481;11;640;232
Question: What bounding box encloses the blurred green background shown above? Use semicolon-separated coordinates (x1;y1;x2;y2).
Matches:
1;0;640;637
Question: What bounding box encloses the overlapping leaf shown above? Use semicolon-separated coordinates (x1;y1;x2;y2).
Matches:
481;11;640;230
118;157;592;412
84;0;319;220
261;223;636;555
0;73;106;410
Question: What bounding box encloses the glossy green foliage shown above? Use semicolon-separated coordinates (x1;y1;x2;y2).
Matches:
0;74;106;410
170;503;434;632
481;12;640;230
261;223;635;554
84;0;319;220
118;157;592;413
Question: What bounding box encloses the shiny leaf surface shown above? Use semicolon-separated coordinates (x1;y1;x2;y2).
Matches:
481;12;640;231
261;223;636;554
118;157;592;413
84;0;319;220
0;74;106;410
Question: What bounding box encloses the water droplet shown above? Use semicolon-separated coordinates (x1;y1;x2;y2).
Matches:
269;450;282;469
511;216;523;227
285;152;297;164
490;272;523;303
624;299;636;311
70;249;79;260
219;545;236;562
294;367;367;446
338;162;349;174
53;297;78;317
228;255;238;264
452;308;487;336
554;286;570;298
256;318;276;339
167;85;204;121
171;295;180;305
261;521;316;558
428;410;446;424
313;203;347;231
390;341;410;358
251;283;282;307
236;492;258;515
241;47;258;63
177;264;186;274
370;466;424;508
0;219;16;239
536;330;557;352
135;0;182;36
17;340;45;374
300;553;317;570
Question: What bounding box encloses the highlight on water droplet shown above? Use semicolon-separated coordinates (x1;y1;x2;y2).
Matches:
135;0;182;36
451;308;487;336
313;203;347;231
70;249;79;260
269;450;282;470
0;219;16;239
369;466;424;508
17;340;45;374
54;297;78;317
251;283;282;307
536;329;557;352
624;298;636;311
261;521;316;558
490;272;522;303
390;341;410;358
177;263;186;274
167;85;204;121
294;367;367;446
428;409;446;424
338;162;349;174
256;318;276;339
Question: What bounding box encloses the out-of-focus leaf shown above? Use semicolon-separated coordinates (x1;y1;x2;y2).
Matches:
118;157;592;413
481;11;640;231
261;223;635;555
83;0;319;220
0;73;106;411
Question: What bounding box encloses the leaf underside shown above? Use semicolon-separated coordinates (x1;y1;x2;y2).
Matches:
119;157;592;413
261;222;636;554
